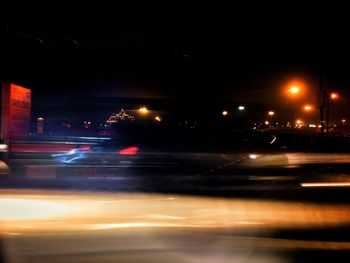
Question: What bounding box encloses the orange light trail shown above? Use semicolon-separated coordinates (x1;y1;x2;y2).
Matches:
301;182;350;187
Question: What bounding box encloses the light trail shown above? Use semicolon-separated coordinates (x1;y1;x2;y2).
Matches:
1;190;350;234
301;182;350;187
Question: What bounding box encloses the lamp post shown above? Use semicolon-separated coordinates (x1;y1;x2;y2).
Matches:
287;86;301;134
37;117;44;135
267;111;275;127
326;92;339;136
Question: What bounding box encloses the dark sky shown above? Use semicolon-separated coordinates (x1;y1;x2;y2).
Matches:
2;6;350;119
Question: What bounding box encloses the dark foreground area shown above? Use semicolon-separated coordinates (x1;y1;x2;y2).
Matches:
1;134;350;262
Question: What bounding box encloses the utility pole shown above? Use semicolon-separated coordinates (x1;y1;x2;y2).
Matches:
326;93;330;136
319;72;325;137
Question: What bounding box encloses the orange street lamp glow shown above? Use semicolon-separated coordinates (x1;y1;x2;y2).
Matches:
155;116;162;122
296;119;302;125
268;111;275;116
330;92;339;100
289;86;300;95
285;80;306;99
303;105;313;112
222;111;228;116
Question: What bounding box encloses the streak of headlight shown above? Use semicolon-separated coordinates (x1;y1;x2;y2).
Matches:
64;156;84;163
219;236;350;250
249;154;258;159
301;182;350;187
0;198;72;220
270;135;277;144
78;136;110;140
89;221;264;230
1;190;350;234
52;148;77;157
287;153;350;165
90;223;198;230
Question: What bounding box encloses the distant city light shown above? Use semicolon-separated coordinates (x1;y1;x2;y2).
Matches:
222;110;228;116
83;121;91;129
268;111;275;116
341;119;346;124
238;106;245;111
309;124;316;128
107;109;135;124
155;116;162;122
139;107;149;114
264;120;269;125
296;119;302;125
37;117;44;121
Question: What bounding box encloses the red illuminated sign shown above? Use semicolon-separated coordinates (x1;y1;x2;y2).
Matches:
1;82;31;139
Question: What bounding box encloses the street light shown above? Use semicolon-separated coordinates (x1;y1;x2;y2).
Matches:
155;116;162;122
238;106;245;111
222;110;228;116
267;111;275;127
330;92;339;100
286;85;303;134
288;86;300;96
303;104;313;112
37;117;44;135
326;92;339;136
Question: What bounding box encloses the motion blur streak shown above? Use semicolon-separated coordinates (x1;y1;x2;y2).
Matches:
301;182;350;187
242;153;350;167
11;144;76;153
213;236;350;250
1;190;350;234
119;146;139;155
0;198;72;220
2;190;350;262
286;153;350;165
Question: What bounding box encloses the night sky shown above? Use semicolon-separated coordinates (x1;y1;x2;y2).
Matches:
2;7;350;121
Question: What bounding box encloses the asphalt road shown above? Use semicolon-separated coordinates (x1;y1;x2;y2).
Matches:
3;151;350;200
1;151;350;262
